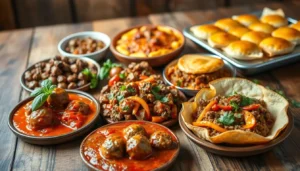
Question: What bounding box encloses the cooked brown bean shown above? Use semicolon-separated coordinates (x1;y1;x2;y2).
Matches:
62;62;71;72
32;73;41;80
28;81;39;89
48;76;57;84
68;58;76;64
68;82;77;89
57;75;67;83
77;80;87;87
78;72;88;81
51;66;62;76
70;64;79;73
67;74;77;82
41;73;49;80
24;71;32;81
57;82;67;89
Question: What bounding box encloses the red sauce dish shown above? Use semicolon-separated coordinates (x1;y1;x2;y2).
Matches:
80;121;180;171
8;90;100;145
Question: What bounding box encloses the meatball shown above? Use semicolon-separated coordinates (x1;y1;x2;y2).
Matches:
100;134;126;159
47;88;69;109
66;100;90;115
150;131;173;149
28;107;53;130
126;134;152;160
123;124;147;140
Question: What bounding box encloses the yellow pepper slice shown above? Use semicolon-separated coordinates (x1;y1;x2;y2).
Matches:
126;96;151;120
196;100;217;122
193;121;227;133
242;110;256;129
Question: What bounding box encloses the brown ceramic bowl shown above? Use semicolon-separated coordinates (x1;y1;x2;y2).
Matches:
178;98;294;157
8;90;101;145
20;56;101;93
80;120;180;171
100;90;187;127
110;24;185;67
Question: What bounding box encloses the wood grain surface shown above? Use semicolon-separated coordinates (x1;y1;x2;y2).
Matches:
1;2;300;171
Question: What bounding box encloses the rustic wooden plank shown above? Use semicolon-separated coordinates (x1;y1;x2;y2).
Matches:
0;0;16;30
14;0;72;28
0;29;33;170
74;0;131;22
12;23;93;171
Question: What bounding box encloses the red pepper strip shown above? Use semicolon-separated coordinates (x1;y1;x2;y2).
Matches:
171;105;178;119
193;121;227;133
108;75;120;86
242;110;256;129
243;104;260;110
211;104;232;111
152;116;165;123
139;75;149;80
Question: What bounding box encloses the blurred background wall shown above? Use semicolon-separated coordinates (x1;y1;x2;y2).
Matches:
0;0;291;31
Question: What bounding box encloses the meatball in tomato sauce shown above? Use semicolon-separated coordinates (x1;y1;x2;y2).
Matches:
100;134;126;159
126;134;152;160
123;124;147;140
66;100;90;115
47;88;69;109
150;131;173;149
28;107;53;130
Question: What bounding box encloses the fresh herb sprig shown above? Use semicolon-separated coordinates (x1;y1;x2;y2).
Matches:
151;85;169;103
217;112;235;126
82;68;98;89
100;59;121;80
30;79;56;111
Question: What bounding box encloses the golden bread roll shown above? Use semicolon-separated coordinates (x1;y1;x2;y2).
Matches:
190;25;222;39
290;21;300;32
223;41;263;60
215;18;243;31
177;54;224;74
272;27;300;45
249;22;275;34
228;27;250;38
261;15;288;28
259;37;295;57
241;31;269;45
232;14;259;26
208;32;239;48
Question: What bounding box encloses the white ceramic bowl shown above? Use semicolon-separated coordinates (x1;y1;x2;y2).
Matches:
58;31;111;61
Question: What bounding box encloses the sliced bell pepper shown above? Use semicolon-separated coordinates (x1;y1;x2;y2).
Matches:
196;100;217;122
211;104;232;111
139;75;149;80
136;76;155;84
152;116;165;123
242;104;260;110
242;110;256;129
171;104;178;119
193;121;227;133
132;102;140;115
126;96;151;120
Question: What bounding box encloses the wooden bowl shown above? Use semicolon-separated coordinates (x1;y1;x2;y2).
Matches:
162;53;237;97
100;90;187;127
178;98;294;157
110;24;185;67
80;120;180;171
20;56;101;93
8;90;101;145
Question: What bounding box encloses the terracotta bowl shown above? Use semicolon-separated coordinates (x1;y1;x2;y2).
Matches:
100;90;187;127
178;98;294;157
110;24;185;67
80;120;180;171
20;56;101;93
162;53;236;97
8;90;101;145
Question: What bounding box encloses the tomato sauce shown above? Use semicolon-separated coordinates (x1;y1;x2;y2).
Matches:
82;121;179;171
13;93;97;137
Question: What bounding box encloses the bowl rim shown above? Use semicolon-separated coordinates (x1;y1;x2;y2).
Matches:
20;56;101;93
178;98;294;154
8;89;101;141
110;24;186;60
79;120;180;171
58;31;111;58
162;53;237;93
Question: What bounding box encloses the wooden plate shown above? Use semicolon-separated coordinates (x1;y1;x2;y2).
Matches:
178;99;294;157
8;90;101;145
110;24;185;67
100;90;187;127
80;120;180;171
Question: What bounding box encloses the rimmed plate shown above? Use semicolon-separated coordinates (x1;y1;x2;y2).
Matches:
178;98;294;157
80;120;180;171
162;53;236;97
8;90;101;145
20;56;101;93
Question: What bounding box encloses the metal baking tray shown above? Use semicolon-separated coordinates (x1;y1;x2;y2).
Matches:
183;12;299;75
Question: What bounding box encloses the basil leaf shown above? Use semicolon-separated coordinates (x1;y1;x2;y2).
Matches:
217;112;235;126
30;88;44;97
81;68;91;76
31;93;49;111
90;73;98;89
41;79;52;89
100;66;110;80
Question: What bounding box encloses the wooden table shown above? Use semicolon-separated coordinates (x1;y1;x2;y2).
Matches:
1;2;300;171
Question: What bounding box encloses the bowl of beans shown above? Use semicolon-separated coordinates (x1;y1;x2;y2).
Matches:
58;31;110;61
20;56;100;92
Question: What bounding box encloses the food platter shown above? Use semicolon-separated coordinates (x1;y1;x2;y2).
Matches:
183;12;300;75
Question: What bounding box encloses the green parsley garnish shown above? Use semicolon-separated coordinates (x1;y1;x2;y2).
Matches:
120;85;126;91
81;68;98;89
119;73;125;79
117;95;124;102
217;112;235;126
122;106;129;111
240;95;254;106
230;101;239;112
127;87;136;93
100;59;121;80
